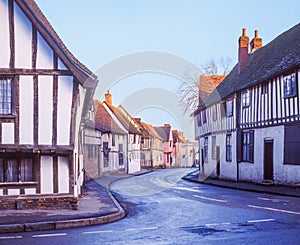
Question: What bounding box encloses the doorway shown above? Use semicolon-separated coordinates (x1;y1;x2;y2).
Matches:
264;140;274;180
216;146;220;178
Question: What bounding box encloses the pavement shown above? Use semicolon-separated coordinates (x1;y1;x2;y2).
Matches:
0;170;150;234
183;168;300;198
0;168;299;234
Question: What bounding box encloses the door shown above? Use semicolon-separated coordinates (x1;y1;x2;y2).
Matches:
201;149;205;175
216;146;220;178
264;140;274;180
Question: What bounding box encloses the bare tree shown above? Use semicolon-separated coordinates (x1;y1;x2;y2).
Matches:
178;57;233;114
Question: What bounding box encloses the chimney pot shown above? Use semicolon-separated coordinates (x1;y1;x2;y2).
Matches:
105;90;112;105
250;29;262;53
242;28;247;36
255;30;258;38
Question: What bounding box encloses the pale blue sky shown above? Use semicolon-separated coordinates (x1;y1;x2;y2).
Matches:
36;0;300;139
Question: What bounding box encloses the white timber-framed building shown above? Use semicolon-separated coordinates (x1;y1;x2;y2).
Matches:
194;24;300;186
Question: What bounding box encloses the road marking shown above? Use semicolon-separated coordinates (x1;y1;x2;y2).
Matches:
247;219;275;223
258;197;289;203
0;236;22;239
248;205;300;215
32;233;67;238
83;230;113;234
126;227;158;232
172;186;202;193
193;194;228;203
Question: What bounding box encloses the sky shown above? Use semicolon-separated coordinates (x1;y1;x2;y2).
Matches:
35;0;300;140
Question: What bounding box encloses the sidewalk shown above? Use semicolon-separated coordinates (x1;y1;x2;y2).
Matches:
0;169;150;234
183;169;300;198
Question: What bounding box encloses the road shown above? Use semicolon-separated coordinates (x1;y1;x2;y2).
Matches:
1;168;300;244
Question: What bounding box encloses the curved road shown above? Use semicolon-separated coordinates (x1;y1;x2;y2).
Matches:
1;168;300;244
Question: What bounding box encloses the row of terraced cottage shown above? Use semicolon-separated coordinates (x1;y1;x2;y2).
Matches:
84;91;196;180
0;0;195;210
194;25;300;186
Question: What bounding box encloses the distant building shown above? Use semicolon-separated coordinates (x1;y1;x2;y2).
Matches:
155;124;173;167
103;92;141;174
135;119;164;169
84;100;127;179
194;24;300;186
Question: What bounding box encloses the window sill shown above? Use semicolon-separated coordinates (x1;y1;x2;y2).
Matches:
0;182;38;186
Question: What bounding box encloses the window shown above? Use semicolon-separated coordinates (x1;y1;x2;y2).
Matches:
284;125;300;165
118;144;124;166
202;110;207;124
87;145;94;159
242;131;254;162
212;105;217;121
226;134;232;162
0;78;12;115
284;73;297;98
212;136;217;159
226;100;233;117
242;90;251;108
103;142;109;167
0;157;34;182
112;134;115;146
204;137;208;162
196;113;201;127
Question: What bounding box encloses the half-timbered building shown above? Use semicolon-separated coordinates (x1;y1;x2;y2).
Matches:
155;124;173;168
103;92;141;174
0;0;97;209
194;24;300;185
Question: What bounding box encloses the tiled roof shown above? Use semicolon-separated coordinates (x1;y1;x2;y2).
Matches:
154;125;171;142
141;122;163;140
201;23;300;108
103;102;141;134
17;0;97;86
92;100;127;134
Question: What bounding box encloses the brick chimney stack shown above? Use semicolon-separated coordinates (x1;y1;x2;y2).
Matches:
250;30;262;53
238;28;249;75
105;90;112;105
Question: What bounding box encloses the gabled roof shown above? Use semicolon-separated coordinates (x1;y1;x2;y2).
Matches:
17;0;97;87
141;122;163;140
103;102;141;134
201;23;300;109
155;125;171;142
91;100;126;135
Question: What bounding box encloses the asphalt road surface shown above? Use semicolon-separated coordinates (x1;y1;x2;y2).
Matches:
1;168;300;245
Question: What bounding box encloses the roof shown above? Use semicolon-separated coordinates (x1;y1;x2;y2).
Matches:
154;125;171;142
200;23;300;109
103;102;141;134
141;122;163;140
91;100;127;135
17;0;98;86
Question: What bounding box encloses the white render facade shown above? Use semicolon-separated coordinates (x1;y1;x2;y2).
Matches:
195;25;300;186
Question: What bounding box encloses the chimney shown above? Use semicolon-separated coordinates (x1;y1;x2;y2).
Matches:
250;30;262;53
105;90;112;105
238;28;249;74
135;118;141;123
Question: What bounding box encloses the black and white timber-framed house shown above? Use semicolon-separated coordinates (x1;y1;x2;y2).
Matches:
194;23;300;186
0;0;98;209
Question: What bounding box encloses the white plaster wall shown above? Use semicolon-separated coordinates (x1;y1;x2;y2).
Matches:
0;0;10;68
19;76;33;144
8;189;20;196
0;189;3;195
57;76;73;145
38;76;53;145
58;156;69;194
14;2;32;68
36;32;53;69
128;159;141;174
40;156;53;194
220;132;237;181
239;126;284;183
58;58;67;70
25;188;36;195
2;122;14;144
